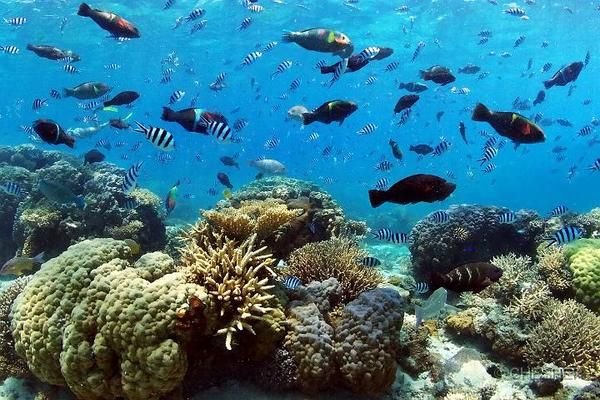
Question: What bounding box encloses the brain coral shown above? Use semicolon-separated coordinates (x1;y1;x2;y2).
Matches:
409;204;543;278
11;238;210;400
564;239;600;312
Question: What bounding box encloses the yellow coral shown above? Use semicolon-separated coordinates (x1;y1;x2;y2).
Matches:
179;230;281;351
537;244;572;293
445;310;476;336
285;237;384;305
506;281;554;323
202;199;302;245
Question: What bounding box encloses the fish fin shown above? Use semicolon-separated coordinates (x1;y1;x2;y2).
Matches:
103;106;118;113
123;112;133;121
33;252;45;264
471;103;491;121
77;2;92;16
301;112;315;125
430;272;445;291
368;189;386;208
133;121;146;134
513;142;521;150
161;106;174;121
281;31;294;42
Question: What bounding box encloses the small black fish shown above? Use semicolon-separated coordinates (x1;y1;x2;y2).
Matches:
533;90;545;106
394;94;419;113
459;121;467;144
389;139;403;160
431;262;503;293
409;144;434;155
436;111;444;122
219;156;239;168
420;65;455;85
83;149;105;164
217;172;233;189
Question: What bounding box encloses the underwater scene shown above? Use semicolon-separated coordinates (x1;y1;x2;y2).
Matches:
1;0;600;399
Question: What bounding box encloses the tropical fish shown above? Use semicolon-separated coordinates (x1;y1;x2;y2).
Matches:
431;262;503;293
472;103;545;144
282;28;353;57
0;252;45;276
372;228;409;244
133;122;175;151
165;180;180;215
369;174;456;208
38;179;85;208
545;226;583;247
302;100;358;125
78;2;140;38
32;119;75;148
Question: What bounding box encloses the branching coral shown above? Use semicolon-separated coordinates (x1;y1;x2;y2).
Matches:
479;253;537;302
0;277;33;381
537;244;572;294
285;237;384;305
179;229;282;351
505;281;555;324
202;199;301;244
524;300;600;379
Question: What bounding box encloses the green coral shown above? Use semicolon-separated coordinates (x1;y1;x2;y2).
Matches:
564;239;600;312
11;238;210;400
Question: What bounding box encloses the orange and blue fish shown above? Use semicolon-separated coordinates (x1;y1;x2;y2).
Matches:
165;180;180;215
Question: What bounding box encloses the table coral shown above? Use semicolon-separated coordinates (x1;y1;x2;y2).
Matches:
285;237;384;306
564;239;600;312
524;299;600;379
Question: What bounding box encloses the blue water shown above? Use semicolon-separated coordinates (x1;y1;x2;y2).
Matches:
1;0;598;227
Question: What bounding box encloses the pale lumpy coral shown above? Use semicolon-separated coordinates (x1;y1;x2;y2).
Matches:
11;238;209;400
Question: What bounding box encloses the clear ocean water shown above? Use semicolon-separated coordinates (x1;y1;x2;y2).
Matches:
2;0;598;229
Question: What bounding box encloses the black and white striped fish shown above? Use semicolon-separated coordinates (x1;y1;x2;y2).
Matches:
104;63;121;70
545;226;583;247
357;123;377;135
0;182;24;197
364;75;377;85
431;211;449;223
315;60;326;69
375;177;389;190
281;275;302;290
584;50;591;67
411;282;430;294
541;63;552;73
122;198;138;210
233;119;248;132
20;125;34;135
134;122;175;151
262;41;278;52
483;163;497;173
190;20;208;34
541;41;549;48
271;60;292;78
504;7;526;16
122;162;143;193
361;257;381;268
1;45;19;54
79;101;100;111
433;140;450;156
588;158;600;171
242;51;262;65
238;16;252;30
185;8;205;21
385;61;400;72
411;41;425;62
514;35;526;48
550;205;568;217
329;58;348;87
4;17;26;26
375;160;393;171
396;108;412;126
357;46;380;62
205;120;232;142
163;0;176;10
478;146;498;165
96;138;111;150
248;4;265;13
49;89;61;99
373;228;409;244
264;137;280;149
307;132;319;142
168;90;185;105
63;64;79;74
498;212;516;223
32;98;47;111
289;78;302;91
578;125;593;137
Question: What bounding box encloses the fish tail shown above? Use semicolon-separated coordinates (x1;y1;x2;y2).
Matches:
133;120;146;134
33;252;45;264
368;189;387;208
543;79;553;89
26;44;34;51
281;31;295;43
471;103;491;122
78;2;92;16
63;88;73;98
430;272;445;290
161;106;175;121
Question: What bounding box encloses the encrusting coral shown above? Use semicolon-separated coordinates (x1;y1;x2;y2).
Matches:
524;299;600;379
178;225;284;352
284;237;384;306
564;239;600;312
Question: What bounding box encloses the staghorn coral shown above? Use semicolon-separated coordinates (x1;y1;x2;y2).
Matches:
179;229;283;351
11;238;210;400
0;277;33;381
524;299;600;379
332;288;405;396
409;204;543;279
285;237;383;306
479;253;537;302
537;244;572;294
564;239;600;312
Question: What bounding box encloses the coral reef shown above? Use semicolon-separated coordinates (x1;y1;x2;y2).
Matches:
537;244;573;295
409;204;544;279
524;299;600;379
284;237;384;306
0;277;33;382
11;238;209;400
0;145;166;263
479;253;537;302
178;227;284;352
564;239;600;312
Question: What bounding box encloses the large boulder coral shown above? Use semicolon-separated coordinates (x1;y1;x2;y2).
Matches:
11;238;210;400
409;204;543;278
0;145;166;260
564;239;600;312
